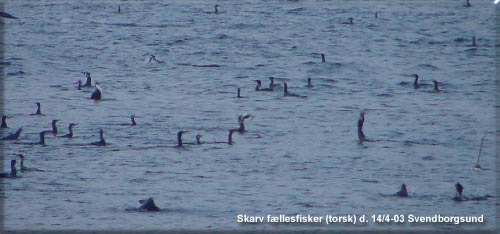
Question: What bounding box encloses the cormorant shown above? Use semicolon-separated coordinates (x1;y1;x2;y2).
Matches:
306;78;313;88
358;111;366;143
177;131;188;147
89;129;106;146
1;115;8;128
51;119;59;136
237;114;252;133
433;80;440;92
0;160;17;178
1;128;22;141
91;82;102;100
342;17;354;24
130;115;137;126
255;80;273;91
284;82;306;98
0;12;17;19
61;123;77;138
33;102;42;115
396;184;408;197
455;183;464;200
82;72;92;87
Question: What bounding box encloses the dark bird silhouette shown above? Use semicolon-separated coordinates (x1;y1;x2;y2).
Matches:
177;131;188;147
396;184;408;197
148;55;164;64
32;102;42;115
358;112;366;143
91;82;102;100
18;154;44;172
284;82;306;98
82;72;92;87
237;88;244;98
433;80;440;92
0;160;17;178
130;115;137;125
306;78;313;88
51;119;59;136
236;114;252;133
455;183;464;200
255;80;273;91
38;130;50;145
1;115;8;128
60;123;77;138
1;128;22;141
89;129;106;146
342;17;354;24
0;12;17;19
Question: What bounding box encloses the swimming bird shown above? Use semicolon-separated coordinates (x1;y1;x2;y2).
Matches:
342;17;354;25
51;119;59;136
177;131;188;147
130;115;137;126
18;154;43;172
411;74;432;89
255;80;273;91
433;80;440;92
472;36;477;47
306;78;313;88
0;12;17;19
0;160;17;178
237;114;252;133
268;77;281;89
455;183;465;200
396;184;408;197
1;115;8;128
358;111;366;143
89;129;106;146
465;0;471;7
227;129;236;145
413;74;420;89
148;55;164;64
284;82;306;98
1;128;22;141
237;88;244;98
60;123;77;138
32;102;42;115
321;53;326;63
195;135;203;144
18;155;27;172
91;82;102;100
138;198;160;211
18;155;29;172
38;130;50;145
82;72;92;87
214;4;220;14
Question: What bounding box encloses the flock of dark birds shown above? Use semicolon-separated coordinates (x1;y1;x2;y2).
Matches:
0;0;491;212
